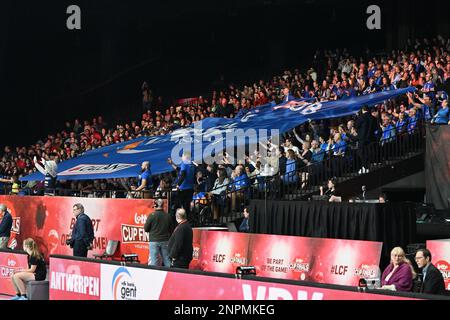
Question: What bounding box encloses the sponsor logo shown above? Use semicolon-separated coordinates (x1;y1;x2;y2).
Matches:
192;245;200;260
111;267;137;300
59;164;137;176
121;224;149;244
230;253;247;266
273;100;323;115
169;121;280;173
436;261;450;279
50;271;100;296
0;256;20;279
11;217;20;234
134;213;148;225
354;264;380;278
117;141;158;154
242;284;324;300
289;258;310;280
8;259;16;267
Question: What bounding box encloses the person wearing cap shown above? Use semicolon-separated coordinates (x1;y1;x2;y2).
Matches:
431;96;450;125
144;199;174;267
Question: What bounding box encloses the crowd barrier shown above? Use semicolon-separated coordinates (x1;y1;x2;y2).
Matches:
192;230;382;287
0;196;162;263
0;195;383;288
2;251;447;300
6;196;449;291
48;255;433;301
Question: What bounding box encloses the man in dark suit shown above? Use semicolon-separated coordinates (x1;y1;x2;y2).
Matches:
355;106;372;174
68;203;95;258
238;207;250;233
0;204;12;249
415;248;445;295
168;209;193;269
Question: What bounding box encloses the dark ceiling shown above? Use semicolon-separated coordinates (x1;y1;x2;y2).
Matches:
0;0;448;147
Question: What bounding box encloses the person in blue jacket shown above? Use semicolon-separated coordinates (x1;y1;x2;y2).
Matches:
431;98;450;125
231;165;249;213
132;161;153;198
172;152;195;220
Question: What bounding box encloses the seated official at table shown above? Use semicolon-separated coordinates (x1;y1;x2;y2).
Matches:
319;178;342;202
414;248;446;295
380;247;415;292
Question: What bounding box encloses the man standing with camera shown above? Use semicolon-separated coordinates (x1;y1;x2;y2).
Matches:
67;203;95;258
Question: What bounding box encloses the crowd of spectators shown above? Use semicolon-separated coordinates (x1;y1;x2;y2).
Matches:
1;36;449;198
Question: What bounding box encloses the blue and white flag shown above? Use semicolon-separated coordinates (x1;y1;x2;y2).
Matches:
21;87;415;181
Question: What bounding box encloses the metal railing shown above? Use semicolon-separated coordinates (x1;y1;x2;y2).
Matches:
252;119;426;202
184;118;428;226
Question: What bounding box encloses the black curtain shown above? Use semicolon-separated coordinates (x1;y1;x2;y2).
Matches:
426;125;450;210
248;200;417;269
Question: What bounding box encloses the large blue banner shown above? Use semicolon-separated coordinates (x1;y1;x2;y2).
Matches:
21;87;415;181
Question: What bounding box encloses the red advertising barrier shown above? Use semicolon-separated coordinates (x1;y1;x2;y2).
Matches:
247;234;314;281
159;272;414;301
49;257;101;300
3;195;381;289
195;231;382;287
0;196;163;263
198;232;251;274
0;250;29;296
427;240;450;291
49;257;417;300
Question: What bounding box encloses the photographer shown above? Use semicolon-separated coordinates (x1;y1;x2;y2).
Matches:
66;204;95;258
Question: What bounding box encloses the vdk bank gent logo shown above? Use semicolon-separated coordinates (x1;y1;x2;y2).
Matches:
111;267;137;300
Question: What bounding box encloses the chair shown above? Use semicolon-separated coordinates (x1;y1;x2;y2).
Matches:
93;240;119;260
27;281;49;300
